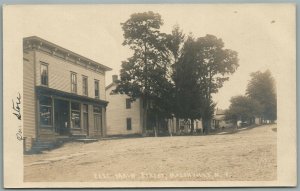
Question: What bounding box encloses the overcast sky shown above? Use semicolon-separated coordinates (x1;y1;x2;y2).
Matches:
18;4;294;109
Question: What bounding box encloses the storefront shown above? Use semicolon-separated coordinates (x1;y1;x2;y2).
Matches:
37;86;107;139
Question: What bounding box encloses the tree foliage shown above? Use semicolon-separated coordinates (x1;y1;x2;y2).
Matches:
116;12;239;135
225;95;262;125
115;11;172;134
172;36;202;121
194;35;239;133
172;34;239;134
246;70;277;121
226;70;277;125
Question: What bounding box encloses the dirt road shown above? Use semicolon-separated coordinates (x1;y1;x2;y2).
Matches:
24;124;277;182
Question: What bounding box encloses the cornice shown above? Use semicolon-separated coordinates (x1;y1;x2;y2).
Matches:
23;36;112;74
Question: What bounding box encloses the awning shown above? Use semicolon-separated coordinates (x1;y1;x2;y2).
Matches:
36;86;108;107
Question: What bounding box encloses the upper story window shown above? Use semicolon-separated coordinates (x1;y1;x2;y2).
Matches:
94;80;99;99
71;72;77;93
126;98;131;109
40;62;48;86
82;76;88;96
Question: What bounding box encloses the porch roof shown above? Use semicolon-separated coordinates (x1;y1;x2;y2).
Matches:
36;86;109;107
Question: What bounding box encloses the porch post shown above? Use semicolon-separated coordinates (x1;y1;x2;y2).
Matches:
52;96;55;133
102;106;107;137
69;100;72;130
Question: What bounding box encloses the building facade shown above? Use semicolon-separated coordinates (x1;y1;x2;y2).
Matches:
23;36;112;151
105;75;143;136
105;76;203;136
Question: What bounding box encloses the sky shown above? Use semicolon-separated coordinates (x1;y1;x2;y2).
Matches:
16;4;294;109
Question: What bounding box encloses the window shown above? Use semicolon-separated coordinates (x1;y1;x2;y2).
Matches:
126;98;131;109
94;80;99;98
82;76;88;96
40;63;48;86
93;105;102;114
39;96;52;126
71;72;77;93
71;102;80;129
126;118;132;130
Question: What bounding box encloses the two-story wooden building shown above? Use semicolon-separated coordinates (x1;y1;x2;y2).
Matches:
23;36;112;151
105;75;144;136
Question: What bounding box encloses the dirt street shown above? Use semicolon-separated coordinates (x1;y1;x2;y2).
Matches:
24;124;277;182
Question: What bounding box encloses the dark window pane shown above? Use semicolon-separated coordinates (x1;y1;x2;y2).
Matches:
82;77;88;96
127;118;132;130
71;111;80;128
94;80;99;98
126;98;131;109
83;104;88;112
71;102;80;110
41;64;48;86
39;95;52;126
71;72;77;93
40;106;52;126
40;96;52;106
93;105;102;113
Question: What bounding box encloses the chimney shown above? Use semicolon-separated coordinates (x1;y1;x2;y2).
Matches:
112;75;118;83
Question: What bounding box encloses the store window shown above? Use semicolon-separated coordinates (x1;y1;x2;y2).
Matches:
39;96;52;126
71;102;80;128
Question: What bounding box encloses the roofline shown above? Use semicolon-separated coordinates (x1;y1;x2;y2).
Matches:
23;36;112;71
105;82;117;91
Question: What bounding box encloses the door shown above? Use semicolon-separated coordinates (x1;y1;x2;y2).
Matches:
93;105;102;136
54;99;70;135
94;114;102;136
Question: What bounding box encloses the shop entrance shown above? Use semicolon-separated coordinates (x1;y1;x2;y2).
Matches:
54;99;70;135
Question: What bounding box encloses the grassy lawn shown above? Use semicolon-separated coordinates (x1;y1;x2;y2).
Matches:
24;124;277;182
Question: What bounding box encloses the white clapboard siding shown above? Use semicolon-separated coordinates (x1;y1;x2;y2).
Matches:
35;51;106;100
106;84;143;135
23;50;36;140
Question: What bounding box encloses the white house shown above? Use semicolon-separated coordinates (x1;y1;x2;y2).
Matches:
106;76;203;136
105;75;144;136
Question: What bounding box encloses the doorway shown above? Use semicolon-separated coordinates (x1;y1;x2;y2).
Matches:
93;106;102;136
54;99;70;135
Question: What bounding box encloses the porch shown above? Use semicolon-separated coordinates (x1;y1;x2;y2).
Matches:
34;86;108;146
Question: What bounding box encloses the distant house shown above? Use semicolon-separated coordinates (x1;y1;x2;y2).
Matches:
106;77;202;136
105;75;144;136
212;108;232;129
23;36;112;151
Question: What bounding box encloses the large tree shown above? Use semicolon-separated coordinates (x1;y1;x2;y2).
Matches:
115;11;171;135
225;95;262;127
166;25;185;133
195;35;239;134
172;36;203;134
246;70;277;122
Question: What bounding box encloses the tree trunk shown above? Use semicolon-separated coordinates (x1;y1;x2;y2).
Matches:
176;118;179;135
142;99;148;136
153;114;158;137
202;118;211;135
169;118;173;136
202;120;206;135
190;119;194;135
